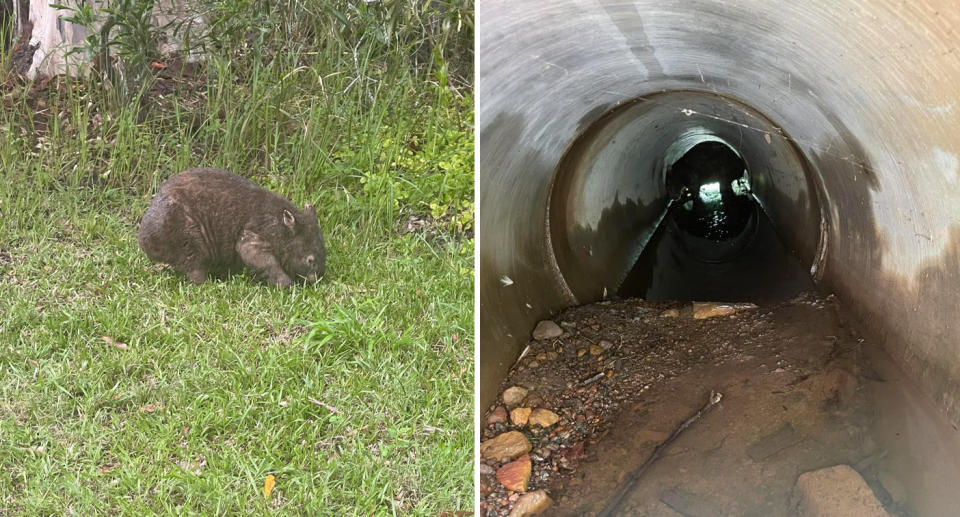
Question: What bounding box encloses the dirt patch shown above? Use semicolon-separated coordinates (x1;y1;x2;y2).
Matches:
480;292;905;516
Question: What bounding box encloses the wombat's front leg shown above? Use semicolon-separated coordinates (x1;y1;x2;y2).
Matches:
186;268;208;285
236;232;293;288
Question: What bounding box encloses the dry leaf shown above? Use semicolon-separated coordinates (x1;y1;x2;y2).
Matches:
264;474;276;500
102;336;129;350
139;403;161;413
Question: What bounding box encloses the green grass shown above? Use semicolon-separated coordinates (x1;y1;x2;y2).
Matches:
0;1;473;514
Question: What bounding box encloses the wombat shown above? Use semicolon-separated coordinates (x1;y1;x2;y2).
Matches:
138;168;326;287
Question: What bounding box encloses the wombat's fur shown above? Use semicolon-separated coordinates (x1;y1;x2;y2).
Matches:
138;168;326;287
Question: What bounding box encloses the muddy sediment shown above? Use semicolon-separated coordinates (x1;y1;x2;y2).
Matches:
480;292;908;516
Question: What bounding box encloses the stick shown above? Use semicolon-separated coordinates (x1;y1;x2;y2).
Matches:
307;397;341;414
597;391;724;517
579;371;606;387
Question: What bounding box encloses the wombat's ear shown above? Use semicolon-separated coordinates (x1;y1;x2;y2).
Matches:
283;209;296;229
304;203;316;217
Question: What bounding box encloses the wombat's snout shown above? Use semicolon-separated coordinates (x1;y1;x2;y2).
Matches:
307;273;317;282
306;255;316;264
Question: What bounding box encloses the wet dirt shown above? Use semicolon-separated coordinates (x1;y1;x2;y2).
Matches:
480;292;912;516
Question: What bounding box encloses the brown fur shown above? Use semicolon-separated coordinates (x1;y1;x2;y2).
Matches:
138;168;325;287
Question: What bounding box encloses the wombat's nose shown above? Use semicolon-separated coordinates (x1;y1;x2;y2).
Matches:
307;273;317;282
306;255;315;264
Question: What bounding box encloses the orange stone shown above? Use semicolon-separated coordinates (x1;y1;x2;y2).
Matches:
496;454;532;492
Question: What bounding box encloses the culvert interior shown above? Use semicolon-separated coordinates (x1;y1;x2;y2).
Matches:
479;1;960;515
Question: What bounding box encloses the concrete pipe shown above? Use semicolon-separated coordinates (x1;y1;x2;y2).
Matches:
478;0;960;468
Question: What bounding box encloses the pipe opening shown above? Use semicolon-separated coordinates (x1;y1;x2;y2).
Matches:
666;141;753;243
549;91;821;305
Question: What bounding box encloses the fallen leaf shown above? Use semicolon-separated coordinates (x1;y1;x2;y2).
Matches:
139;403;161;413
102;336;129;350
264;474;276;500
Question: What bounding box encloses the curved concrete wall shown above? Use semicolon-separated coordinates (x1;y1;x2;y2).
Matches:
478;0;960;427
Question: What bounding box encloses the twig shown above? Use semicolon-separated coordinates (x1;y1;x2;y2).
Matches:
579;371;606;387
307;397;341;414
597;391;724;517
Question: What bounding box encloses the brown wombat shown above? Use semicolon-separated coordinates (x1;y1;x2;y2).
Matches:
138;168;326;287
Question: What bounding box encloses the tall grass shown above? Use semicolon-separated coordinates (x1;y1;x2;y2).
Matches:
0;1;473;514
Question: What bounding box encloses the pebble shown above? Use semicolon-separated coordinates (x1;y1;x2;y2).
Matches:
488;406;507;425
508;490;553;517
577;348;587;357
532;320;563;340
599;339;614;350
510;407;532;426
503;386;529;407
589;344;603;355
496;454;532;492
528;408;560;428
480;431;533;462
660;308;680;318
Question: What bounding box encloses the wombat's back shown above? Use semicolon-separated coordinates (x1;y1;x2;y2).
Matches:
138;167;325;286
138;168;282;269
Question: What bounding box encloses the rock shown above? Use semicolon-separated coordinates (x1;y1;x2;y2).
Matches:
528;408;560;428
528;360;539;369
535;352;547;361
508;489;553;517
479;463;496;476
480;431;533;462
532;320;563;340
660;308;680;318
793;464;891;517
577;348;587;357
487;406;507;425
692;302;758;319
496;454;532;492
599;339;614;350
503;386;529;407
546;351;558;360
589;344;604;355
510;407;532;426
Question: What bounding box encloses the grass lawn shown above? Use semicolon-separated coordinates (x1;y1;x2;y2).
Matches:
0;2;473;515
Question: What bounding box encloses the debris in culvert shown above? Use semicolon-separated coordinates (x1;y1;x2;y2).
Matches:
502;386;529;407
507;489;553;517
532;320;564;340
527;408;560;428
510;407;531;426
497;454;533;492
691;301;758;319
597;390;723;517
480;431;532;462
480;292;905;517
792;465;891;517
